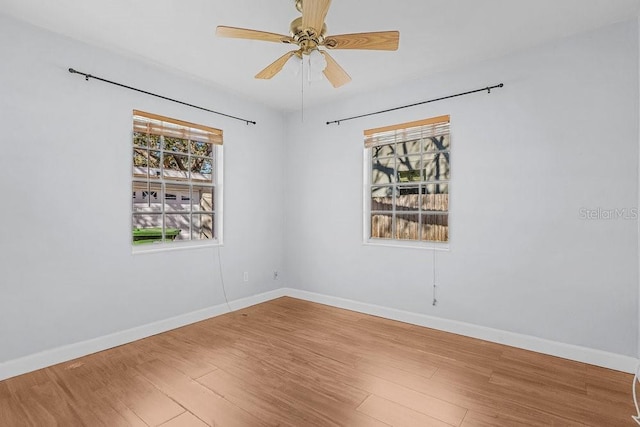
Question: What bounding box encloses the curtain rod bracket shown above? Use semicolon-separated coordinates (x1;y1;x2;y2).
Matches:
68;67;256;125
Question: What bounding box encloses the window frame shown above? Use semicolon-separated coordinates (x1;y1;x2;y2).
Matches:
362;115;450;250
131;110;223;253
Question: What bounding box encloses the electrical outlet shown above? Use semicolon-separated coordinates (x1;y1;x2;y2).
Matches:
273;271;278;280
243;272;249;282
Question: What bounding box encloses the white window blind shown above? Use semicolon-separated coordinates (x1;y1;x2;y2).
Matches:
364;115;449;148
133;110;223;145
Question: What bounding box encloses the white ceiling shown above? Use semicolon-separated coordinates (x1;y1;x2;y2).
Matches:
2;0;640;111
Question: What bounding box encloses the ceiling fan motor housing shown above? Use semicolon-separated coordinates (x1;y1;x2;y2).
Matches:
289;17;326;54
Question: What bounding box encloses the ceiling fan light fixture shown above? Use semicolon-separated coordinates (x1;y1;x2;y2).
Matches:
309;48;327;71
283;54;303;77
307;49;327;82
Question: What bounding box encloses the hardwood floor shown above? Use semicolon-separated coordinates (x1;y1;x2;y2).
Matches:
0;297;635;426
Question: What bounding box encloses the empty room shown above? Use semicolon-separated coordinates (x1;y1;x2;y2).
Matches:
1;0;640;425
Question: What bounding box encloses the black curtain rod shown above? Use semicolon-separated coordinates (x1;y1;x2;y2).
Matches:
68;68;257;125
326;83;504;125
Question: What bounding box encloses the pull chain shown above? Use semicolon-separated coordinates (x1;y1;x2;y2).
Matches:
301;55;305;123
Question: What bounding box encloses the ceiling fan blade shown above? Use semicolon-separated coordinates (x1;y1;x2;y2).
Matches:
255;51;298;79
302;0;332;34
323;31;399;50
216;26;293;44
320;51;351;88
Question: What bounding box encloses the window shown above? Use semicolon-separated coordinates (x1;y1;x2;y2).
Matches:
364;115;450;244
132;110;222;247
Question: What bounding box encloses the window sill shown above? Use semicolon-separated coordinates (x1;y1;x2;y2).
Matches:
363;239;449;251
132;239;222;255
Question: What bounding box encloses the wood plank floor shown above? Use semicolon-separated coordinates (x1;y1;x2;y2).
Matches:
0;297;635;426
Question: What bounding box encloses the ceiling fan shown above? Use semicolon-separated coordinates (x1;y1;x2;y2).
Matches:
216;0;399;88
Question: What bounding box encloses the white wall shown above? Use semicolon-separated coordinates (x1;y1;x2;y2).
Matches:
0;14;286;363
1;12;638;375
284;20;639;357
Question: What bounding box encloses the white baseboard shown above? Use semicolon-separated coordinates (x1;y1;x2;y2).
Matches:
1;286;637;381
283;288;639;374
0;288;287;381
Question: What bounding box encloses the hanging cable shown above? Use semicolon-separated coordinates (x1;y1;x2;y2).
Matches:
327;83;504;125
633;363;640;425
68;68;256;125
216;246;233;313
432;246;438;306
